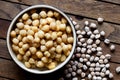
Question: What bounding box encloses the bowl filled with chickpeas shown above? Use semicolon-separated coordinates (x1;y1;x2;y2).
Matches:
7;5;76;74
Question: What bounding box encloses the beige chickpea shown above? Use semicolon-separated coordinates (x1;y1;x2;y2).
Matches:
18;42;23;48
49;47;56;53
15;28;20;34
67;44;72;50
44;51;51;57
24;25;30;30
48;58;53;63
57;31;62;37
22;13;29;20
17;54;23;61
27;30;34;36
38;30;45;38
25;51;31;57
50;22;57;30
36;61;44;68
41;57;48;63
62;45;69;53
12;38;19;45
47;10;54;17
27;35;34;42
22;44;29;51
54;11;60;18
31;26;38;32
55;53;62;59
51;32;57;40
24;62;31;68
31;55;38;60
40;19;48;25
56;20;61;26
23;55;29;61
50;52;56;59
47;62;56;70
39;10;47;18
60;55;66;62
57;37;62;44
53;42;57;47
22;37;28;43
40;39;46;45
45;41;53;48
29;47;37;54
42;25;50;32
16;22;24;29
18;48;25;55
25;19;32;25
34;37;40;43
61;18;67;24
40;45;47;52
31;13;39;19
66;26;72;34
45;33;51;39
65;51;70;56
32;43;40;48
32;19;39;26
67;37;74;43
56;45;62;54
19;30;27;36
62;34;67;43
17;35;22;41
59;24;66;31
61;42;65;47
18;18;22;22
29;58;35;64
46;17;54;24
10;30;16;38
12;44;19;52
36;51;43;58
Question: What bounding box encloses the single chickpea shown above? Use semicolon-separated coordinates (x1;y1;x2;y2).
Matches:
40;39;46;45
42;25;50;32
55;53;62;59
66;26;72;34
10;30;16;38
45;41;53;48
61;18;67;24
40;45;47;52
56;20;61;26
47;62;56;70
62;34;67;43
56;45;62;54
38;30;45;38
67;44;72;50
18;48;25;55
65;51;70;56
46;17;54;24
34;37;40;43
16;22;24;29
22;44;29;51
51;32;57;40
31;13;39;19
25;51;31;57
44;51;51;57
50;52;56;59
60;54;66;62
53;42;57;47
54;11;60;18
47;10;54;17
57;37;62;44
19;30;27;36
32;19;39;26
36;51;43;58
31;55;38;60
17;35;22;41
18;18;22;22
12;38;19;45
15;28;20;34
59;24;66;31
45;33;51;39
33;42;40;48
27;35;34;42
25;19;32;25
36;61;44;68
31;26;38;32
28;58;35;64
49;47;56;53
18;42;23;48
27;30;34;36
22;37;28;43
12;44;19;52
39;10;47;18
23;55;29;61
29;47;37;54
62;45;69;53
41;57;48;63
50;22;57;30
24;25;30;30
22;13;29;20
40;19;48;25
24;62;31;68
48;58;52;63
57;31;62;37
17;54;23;61
61;42;65;47
67;37;74;43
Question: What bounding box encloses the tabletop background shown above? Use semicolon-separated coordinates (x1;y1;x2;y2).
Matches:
0;0;120;80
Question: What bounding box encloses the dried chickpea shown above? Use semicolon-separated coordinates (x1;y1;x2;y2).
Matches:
19;30;27;36
39;10;47;18
60;55;66;62
18;48;25;55
29;58;35;64
54;11;60;18
61;18;67;24
18;42;23;48
42;25;50;32
17;54;23;61
36;51;43;58
47;10;54;17
32;19;39;26
36;61;44;68
59;24;66;31
24;62;31;68
25;19;32;25
62;34;67;43
22;37;28;43
41;57;48;63
34;37;40;43
67;37;74;43
47;62;56;70
66;26;72;34
51;32;57;40
40;39;46;45
57;31;62;37
50;22;57;30
22;13;29;20
25;51;31;57
10;30;16;38
57;37;62;44
24;25;30;30
44;51;51;57
16;22;24;29
31;13;39;19
45;41;53;48
17;35;22;41
27;30;34;36
56;45;62;54
27;35;34;42
12;38;19;45
40;19;48;25
29;47;37;54
22;44;29;51
31;26;38;32
38;30;44;38
12;44;19;52
45;33;51;39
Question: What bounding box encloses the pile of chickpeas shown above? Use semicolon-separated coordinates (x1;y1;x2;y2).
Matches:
10;9;74;70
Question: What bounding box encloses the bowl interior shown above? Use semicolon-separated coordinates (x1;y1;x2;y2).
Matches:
7;5;76;74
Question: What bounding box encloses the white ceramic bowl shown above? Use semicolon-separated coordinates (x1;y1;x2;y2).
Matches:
7;5;76;74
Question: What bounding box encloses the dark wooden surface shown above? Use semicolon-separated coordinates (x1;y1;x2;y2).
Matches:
0;0;120;80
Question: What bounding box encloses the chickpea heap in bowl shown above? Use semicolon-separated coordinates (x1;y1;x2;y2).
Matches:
7;5;76;74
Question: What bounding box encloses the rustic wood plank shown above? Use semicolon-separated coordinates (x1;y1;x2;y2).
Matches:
100;0;120;4
1;0;120;24
0;77;10;80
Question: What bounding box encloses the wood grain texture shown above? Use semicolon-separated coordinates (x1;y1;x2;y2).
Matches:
1;0;120;24
0;77;10;80
100;0;120;4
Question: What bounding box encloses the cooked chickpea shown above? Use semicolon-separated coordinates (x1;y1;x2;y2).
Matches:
66;26;72;34
65;51;70;56
34;37;40;43
18;48;25;55
45;33;51;39
32;19;39;26
24;62;31;68
41;57;48;63
27;29;34;36
22;44;29;51
36;61;44;68
17;54;23;61
25;51;31;57
23;55;29;61
24;25;30;30
51;32;57;40
40;19;48;25
16;22;24;29
27;35;34;42
60;55;66;62
46;17;54;24
10;30;16;38
42;25;50;32
17;35;22;41
22;37;28;43
49;47;56;53
54;11;60;18
47;10;54;17
45;41;53;48
12;44;19;52
57;31;62;37
39;10;47;18
59;24;66;31
57;37;62;44
56;45;62;54
29;58;35;64
47;62;56;70
50;22;57;30
19;30;27;36
68;44;72;50
18;42;23;48
31;26;38;32
55;54;62;59
15;28;20;34
38;30;44;38
36;51;43;58
62;45;69;53
25;19;32;25
40;39;46;45
62;34;67;43
61;18;67;24
67;37;74;43
44;51;51;57
31;13;39;19
29;47;37;54
40;45;47;52
22;13;29;20
12;38;19;45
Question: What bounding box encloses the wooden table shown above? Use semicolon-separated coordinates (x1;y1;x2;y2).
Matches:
0;0;120;80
